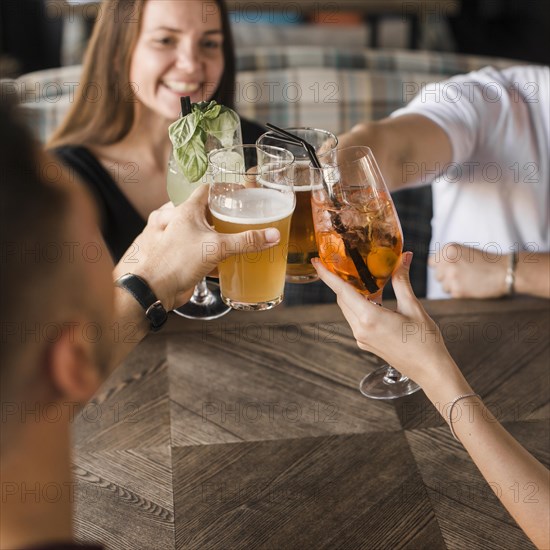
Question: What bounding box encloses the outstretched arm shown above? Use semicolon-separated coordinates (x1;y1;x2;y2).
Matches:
336;114;452;191
312;254;550;549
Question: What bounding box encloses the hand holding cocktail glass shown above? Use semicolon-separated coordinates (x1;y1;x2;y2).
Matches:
309;145;420;399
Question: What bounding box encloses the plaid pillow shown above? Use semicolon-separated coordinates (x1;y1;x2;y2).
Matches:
234;47;520;134
15;47;520;143
13;65;80;144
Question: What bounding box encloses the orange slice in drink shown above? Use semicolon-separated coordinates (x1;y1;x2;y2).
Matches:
319;232;356;277
367;247;399;279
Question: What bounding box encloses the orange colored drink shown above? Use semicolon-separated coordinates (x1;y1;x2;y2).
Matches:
311;189;402;296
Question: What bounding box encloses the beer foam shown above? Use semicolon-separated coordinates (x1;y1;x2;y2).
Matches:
292;160;336;191
258;175;321;192
294;184;323;192
211;188;295;225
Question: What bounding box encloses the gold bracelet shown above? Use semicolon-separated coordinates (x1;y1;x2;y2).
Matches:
505;250;519;296
448;393;480;441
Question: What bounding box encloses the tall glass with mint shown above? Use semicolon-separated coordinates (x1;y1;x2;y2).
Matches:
167;100;243;206
166;99;243;320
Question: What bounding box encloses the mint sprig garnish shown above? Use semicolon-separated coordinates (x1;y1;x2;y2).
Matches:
168;100;239;183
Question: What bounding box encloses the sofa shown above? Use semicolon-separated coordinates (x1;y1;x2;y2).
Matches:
8;46;519;299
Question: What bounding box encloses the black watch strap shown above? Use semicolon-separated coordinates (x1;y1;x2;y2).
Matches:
115;273;168;332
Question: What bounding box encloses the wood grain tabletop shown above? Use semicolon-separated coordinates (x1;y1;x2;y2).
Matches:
71;297;549;549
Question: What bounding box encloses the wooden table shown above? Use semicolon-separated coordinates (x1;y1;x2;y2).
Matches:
72;297;549;549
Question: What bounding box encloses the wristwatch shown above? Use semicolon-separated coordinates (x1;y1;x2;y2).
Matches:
115;273;168;332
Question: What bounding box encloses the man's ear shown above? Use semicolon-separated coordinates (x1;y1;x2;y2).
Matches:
47;323;102;403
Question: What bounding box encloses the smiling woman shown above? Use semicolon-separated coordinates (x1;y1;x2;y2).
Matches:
48;0;266;261
130;0;225;119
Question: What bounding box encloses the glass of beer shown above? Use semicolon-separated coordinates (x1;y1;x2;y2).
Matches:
257;128;337;283
311;146;420;399
208;145;296;310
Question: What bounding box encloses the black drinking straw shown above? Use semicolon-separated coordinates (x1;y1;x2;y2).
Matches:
265;123;379;294
266;123;338;204
180;96;192;116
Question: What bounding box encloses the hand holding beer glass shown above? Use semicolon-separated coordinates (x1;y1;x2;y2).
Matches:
208;145;296;310
311;146;420;399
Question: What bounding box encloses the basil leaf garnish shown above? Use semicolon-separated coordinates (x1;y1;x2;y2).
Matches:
168;112;199;149
168;100;239;183
203;110;239;148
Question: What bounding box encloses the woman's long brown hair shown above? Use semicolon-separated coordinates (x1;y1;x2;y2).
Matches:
48;0;236;149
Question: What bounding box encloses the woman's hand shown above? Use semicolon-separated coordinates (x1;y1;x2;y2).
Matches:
114;185;280;310
312;252;458;390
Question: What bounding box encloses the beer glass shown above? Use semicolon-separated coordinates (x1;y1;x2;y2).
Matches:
167;108;242;320
311;146;420;399
257;128;337;283
208;145;295;310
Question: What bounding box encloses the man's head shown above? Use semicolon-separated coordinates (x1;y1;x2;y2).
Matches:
1;100;114;457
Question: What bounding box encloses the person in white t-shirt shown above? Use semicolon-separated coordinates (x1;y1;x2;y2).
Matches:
337;65;550;299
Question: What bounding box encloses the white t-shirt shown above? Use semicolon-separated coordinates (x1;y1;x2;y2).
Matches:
391;65;550;298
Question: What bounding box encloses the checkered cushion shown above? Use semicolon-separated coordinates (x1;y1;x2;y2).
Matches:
237;47;517;73
14;47;519;143
235;47;519;133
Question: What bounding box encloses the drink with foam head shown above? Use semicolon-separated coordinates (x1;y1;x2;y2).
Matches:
211;188;294;308
285;162;321;281
257;128;338;283
209;145;295;310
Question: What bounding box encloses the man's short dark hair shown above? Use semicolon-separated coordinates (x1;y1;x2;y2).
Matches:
0;99;71;405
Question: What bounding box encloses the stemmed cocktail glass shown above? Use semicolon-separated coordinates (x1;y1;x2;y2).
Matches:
311;146;420;399
166;104;242;320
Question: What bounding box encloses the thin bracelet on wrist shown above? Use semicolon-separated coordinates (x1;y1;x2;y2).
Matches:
447;393;481;441
505;250;519;296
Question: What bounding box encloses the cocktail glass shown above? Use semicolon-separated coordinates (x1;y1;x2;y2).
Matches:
311;146;420;399
167;108;242;320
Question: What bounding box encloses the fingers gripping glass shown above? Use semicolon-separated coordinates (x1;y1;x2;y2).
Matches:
310;146;420;399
